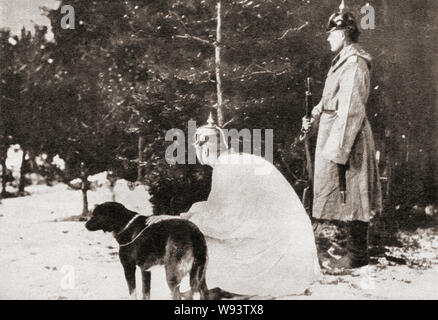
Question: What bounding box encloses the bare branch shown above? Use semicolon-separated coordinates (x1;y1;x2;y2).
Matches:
223;116;237;128
174;34;213;46
101;101;124;122
66;181;82;191
169;10;213;47
169;10;190;34
232;70;287;81
279;21;309;40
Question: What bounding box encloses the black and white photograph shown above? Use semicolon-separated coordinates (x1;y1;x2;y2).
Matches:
0;0;437;302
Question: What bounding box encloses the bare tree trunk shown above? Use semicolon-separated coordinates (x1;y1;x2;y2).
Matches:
431;3;438;203
1;153;6;197
81;176;89;216
215;1;224;127
381;0;392;207
108;171;117;202
18;148;27;194
137;135;143;183
109;182;116;202
1;143;8;197
434;62;438;203
81;182;89;216
80;163;89;216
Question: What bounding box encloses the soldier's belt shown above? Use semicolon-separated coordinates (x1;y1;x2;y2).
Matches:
322;110;337;114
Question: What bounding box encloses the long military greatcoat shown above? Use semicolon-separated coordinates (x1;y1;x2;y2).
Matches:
311;44;382;222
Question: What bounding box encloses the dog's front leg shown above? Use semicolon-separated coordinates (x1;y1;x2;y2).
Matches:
122;261;137;299
141;270;151;300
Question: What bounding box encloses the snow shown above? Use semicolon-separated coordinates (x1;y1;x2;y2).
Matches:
0;183;437;300
5;145;23;171
0;182;170;300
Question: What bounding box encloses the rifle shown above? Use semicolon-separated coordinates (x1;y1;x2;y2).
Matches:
338;163;347;204
300;77;314;215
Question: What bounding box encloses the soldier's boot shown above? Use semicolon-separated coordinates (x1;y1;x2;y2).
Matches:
347;221;369;268
322;221;369;271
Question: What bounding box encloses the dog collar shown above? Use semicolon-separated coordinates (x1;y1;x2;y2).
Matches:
118;224;151;247
116;214;141;237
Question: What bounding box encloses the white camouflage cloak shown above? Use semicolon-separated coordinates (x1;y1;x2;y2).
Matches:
185;152;321;297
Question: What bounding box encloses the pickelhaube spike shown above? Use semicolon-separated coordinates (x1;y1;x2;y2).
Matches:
339;0;346;13
206;112;215;127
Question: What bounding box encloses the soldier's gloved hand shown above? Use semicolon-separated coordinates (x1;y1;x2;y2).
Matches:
302;116;314;132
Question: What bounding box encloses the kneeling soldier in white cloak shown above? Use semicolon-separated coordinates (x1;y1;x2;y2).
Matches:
149;115;321;298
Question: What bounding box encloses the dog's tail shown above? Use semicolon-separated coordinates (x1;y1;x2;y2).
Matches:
190;229;209;300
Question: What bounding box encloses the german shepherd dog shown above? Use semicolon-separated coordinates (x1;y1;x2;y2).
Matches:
85;202;209;300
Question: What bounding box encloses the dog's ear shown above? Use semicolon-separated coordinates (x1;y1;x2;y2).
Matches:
102;202;128;220
90;204;98;215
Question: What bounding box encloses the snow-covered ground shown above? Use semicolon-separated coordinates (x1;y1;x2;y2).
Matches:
0;183;437;300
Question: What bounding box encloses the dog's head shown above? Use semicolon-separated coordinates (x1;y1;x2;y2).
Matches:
85;202;129;233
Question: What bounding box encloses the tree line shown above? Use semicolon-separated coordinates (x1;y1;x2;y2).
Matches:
0;0;436;217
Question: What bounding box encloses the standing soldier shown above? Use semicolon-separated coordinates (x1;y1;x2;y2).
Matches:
302;3;382;270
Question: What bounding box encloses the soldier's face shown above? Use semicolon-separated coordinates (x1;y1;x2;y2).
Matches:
327;30;345;52
195;141;218;168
